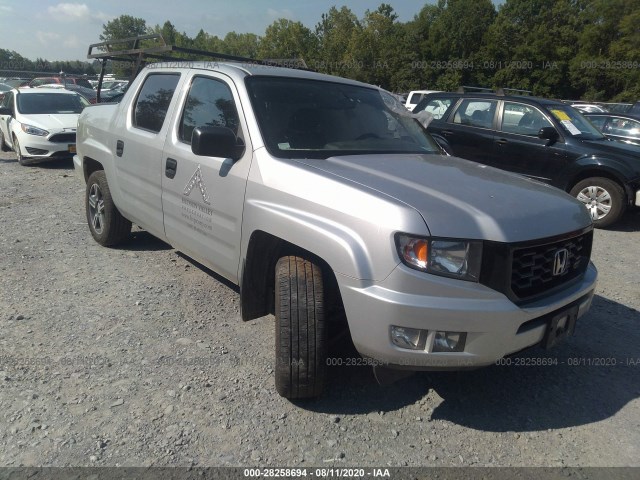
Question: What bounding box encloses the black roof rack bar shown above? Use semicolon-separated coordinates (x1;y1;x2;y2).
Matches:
88;33;274;66
89;34;308;102
457;86;494;93
499;87;532;95
456;85;533;96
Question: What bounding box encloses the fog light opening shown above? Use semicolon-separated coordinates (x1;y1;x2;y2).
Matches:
390;326;427;350
433;331;467;353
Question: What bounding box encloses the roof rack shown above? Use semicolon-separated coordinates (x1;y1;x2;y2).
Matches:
87;34;307;102
456;85;532;96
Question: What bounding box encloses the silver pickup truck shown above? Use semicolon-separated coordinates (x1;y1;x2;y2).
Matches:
74;62;597;399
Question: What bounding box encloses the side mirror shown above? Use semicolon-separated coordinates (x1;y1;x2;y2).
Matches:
0;106;11;116
191;126;245;160
538;126;559;145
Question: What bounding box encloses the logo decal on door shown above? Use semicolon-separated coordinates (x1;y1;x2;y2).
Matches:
183;164;211;205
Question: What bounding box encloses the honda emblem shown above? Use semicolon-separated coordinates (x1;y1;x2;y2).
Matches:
553;248;569;276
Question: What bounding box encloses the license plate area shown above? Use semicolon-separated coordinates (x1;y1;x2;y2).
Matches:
542;306;578;349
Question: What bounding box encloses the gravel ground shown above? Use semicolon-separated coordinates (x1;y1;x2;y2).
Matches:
0;151;639;469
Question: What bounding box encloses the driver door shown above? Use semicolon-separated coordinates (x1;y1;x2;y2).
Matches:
160;73;252;284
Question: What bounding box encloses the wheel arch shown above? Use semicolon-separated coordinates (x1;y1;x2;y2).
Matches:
82;156;104;183
240;230;344;325
564;162;632;206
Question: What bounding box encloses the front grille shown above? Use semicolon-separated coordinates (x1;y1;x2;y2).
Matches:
511;230;593;299
25;147;48;155
49;133;76;143
480;229;593;304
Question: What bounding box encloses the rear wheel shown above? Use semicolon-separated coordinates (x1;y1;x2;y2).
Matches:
275;256;327;399
86;170;131;246
570;177;625;228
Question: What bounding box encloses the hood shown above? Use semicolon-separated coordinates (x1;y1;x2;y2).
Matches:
582;137;640;160
19;113;79;132
296;154;592;243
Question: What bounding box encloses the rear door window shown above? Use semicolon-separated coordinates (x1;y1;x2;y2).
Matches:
451;99;497;129
133;74;181;133
423;98;453;119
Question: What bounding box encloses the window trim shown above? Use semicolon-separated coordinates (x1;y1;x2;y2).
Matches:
131;72;181;134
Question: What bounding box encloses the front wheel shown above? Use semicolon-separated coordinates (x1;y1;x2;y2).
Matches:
86;170;131;246
275;256;327;399
570;177;625;228
13;136;28;166
0;130;9;152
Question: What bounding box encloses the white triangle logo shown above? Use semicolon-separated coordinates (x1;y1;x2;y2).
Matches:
183;164;211;205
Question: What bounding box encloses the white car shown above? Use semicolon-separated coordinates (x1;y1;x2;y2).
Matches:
405;89;441;111
0;87;88;165
571;103;607;113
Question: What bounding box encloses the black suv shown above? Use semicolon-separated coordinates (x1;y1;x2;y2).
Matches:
414;92;640;228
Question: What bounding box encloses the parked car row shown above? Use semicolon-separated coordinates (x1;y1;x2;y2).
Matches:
0;76;129;104
413;91;640;228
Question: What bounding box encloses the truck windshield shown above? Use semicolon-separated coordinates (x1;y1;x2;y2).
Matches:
17;92;86;114
246;76;441;159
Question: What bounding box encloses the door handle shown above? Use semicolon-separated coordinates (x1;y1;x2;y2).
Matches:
495;138;508;145
441;130;454;136
116;140;124;157
165;158;177;179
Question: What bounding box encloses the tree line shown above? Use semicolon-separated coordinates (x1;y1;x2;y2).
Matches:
3;0;639;101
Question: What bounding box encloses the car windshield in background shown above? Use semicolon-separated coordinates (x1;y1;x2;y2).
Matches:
246;77;441;159
17;92;86;114
545;105;605;140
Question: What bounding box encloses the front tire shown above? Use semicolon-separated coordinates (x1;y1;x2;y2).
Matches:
570;177;625;228
275;256;327;399
86;170;131;246
13;136;28;166
0;130;9;152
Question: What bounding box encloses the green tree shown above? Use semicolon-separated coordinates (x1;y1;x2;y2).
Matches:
482;0;581;97
315;6;361;76
100;15;148;77
222;32;260;59
258;19;316;64
347;4;401;86
569;0;640;101
100;15;148;43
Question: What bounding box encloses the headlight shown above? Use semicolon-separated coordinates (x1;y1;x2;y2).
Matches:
395;234;482;282
21;124;49;136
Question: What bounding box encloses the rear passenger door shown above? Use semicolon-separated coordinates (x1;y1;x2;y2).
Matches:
160;73;253;284
113;72;183;238
435;98;498;163
492;101;566;182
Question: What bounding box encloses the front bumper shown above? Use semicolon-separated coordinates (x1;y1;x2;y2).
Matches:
338;261;597;369
16;131;76;163
73;154;84;182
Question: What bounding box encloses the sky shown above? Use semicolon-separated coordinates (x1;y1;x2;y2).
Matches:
0;0;445;62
